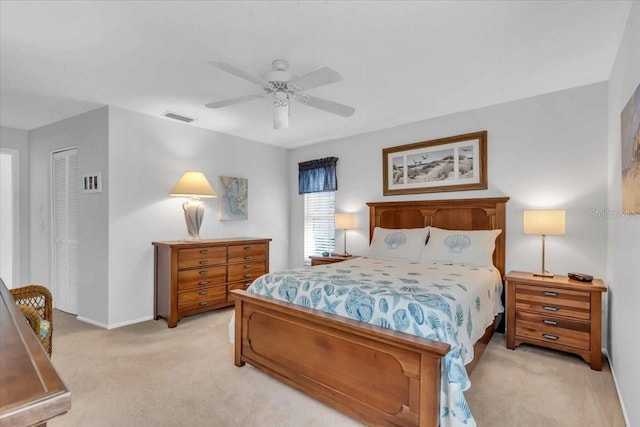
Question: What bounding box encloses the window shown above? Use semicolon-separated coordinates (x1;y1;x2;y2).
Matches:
303;191;335;263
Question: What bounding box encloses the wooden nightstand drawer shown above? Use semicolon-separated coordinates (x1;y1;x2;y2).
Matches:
515;311;590;350
178;247;227;269
515;283;590;320
178;286;226;311
177;266;227;290
309;255;359;266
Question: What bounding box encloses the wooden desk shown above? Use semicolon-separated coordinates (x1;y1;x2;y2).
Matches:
0;280;70;426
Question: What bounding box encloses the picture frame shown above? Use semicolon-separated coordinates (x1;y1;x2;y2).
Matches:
620;82;640;214
218;176;248;220
382;131;487;195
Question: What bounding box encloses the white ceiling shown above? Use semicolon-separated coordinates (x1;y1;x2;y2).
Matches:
0;1;632;148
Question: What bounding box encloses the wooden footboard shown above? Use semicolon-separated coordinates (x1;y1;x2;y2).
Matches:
233;290;451;427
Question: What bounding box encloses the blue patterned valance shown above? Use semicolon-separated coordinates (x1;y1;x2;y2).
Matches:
298;157;338;194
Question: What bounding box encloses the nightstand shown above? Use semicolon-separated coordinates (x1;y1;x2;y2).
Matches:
309;255;359;266
505;271;607;370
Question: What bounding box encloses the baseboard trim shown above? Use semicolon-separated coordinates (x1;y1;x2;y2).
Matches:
603;349;631;426
76;316;108;329
76;315;153;329
107;315;154;330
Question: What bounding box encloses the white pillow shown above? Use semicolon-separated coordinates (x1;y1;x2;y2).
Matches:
421;227;501;267
368;227;430;261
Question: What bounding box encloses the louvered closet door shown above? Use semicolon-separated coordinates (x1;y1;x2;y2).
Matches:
52;148;79;314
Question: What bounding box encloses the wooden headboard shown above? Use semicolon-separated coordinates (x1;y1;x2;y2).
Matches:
367;197;509;277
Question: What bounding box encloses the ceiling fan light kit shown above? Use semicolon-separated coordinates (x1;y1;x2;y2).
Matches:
273;89;289;129
206;59;355;130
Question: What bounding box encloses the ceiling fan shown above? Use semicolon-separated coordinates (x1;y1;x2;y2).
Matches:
205;59;355;129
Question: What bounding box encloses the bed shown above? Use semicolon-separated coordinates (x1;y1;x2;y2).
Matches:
231;197;509;427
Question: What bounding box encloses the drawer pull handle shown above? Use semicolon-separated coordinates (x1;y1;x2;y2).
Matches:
542;333;559;341
199;250;208;254
244;274;252;278
244;281;252;286
199;270;208;275
543;291;557;297
244;246;251;250
199;291;208;296
244;264;252;269
543;319;558;326
543;305;559;312
199;301;208;307
199;260;208;265
244;255;252;260
198;281;209;286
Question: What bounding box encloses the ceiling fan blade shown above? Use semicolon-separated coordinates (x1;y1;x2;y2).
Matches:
289;67;343;91
208;61;267;86
205;93;266;109
296;95;355;117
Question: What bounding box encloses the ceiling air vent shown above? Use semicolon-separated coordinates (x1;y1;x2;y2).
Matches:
162;112;195;123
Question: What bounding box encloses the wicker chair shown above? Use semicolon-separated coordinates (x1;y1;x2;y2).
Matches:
10;285;53;357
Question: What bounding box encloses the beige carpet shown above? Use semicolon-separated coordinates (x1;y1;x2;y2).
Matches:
48;309;625;427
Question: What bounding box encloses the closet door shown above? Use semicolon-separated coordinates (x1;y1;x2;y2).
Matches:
51;148;79;314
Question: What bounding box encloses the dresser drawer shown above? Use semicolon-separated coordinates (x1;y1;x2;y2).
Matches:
178;286;226;312
516;311;590;350
178;266;226;290
178;247;227;269
227;280;254;301
228;244;267;263
228;262;265;282
515;283;590;320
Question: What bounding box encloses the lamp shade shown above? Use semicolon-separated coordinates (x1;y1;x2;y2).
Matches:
170;172;216;198
523;210;565;235
335;213;356;230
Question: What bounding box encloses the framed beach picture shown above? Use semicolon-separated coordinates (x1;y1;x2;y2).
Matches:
218;176;248;220
382;131;487;195
621;82;640;214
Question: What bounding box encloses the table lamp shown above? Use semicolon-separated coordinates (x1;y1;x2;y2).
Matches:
170;172;216;240
523;209;565;277
335;213;356;256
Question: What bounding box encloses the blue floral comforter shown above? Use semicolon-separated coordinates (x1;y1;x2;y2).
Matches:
247;257;503;427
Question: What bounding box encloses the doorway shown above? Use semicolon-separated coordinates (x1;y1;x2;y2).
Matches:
0;149;19;289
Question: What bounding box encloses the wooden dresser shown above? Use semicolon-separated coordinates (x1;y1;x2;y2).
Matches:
505;271;607;370
153;238;271;328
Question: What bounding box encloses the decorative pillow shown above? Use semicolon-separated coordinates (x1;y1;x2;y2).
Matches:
368;227;430;261
421;227;502;267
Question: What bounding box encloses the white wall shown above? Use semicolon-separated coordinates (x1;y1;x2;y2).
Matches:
107;107;290;327
29;107;110;325
290;82;609;340
606;2;640;426
290;83;608;272
0;126;29;287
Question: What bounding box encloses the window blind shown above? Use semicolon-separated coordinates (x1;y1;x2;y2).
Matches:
303;192;335;263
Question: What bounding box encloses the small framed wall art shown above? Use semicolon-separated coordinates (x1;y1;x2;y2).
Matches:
382;131;487;195
218;176;248;220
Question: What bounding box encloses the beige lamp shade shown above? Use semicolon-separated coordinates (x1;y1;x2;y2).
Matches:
170;172;216;198
335;213;356;230
523;210;565;235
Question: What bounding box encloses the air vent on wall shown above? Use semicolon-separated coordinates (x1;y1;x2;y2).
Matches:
162;112;195;123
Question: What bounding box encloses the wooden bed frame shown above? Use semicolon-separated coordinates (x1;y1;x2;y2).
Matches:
232;197;509;427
